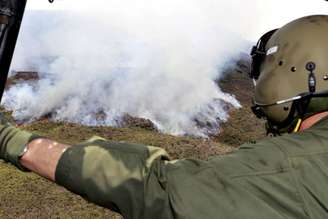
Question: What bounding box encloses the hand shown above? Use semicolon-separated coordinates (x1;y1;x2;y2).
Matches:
0;112;41;170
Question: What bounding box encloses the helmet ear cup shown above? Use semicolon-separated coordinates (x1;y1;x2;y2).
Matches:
250;29;278;80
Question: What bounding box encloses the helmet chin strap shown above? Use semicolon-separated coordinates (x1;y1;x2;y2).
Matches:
293;119;302;133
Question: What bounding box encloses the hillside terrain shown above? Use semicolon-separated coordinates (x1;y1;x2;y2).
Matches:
0;58;266;218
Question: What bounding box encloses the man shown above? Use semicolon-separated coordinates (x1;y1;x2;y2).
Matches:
1;14;328;219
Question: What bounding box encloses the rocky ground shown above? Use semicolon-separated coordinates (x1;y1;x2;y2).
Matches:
0;58;266;218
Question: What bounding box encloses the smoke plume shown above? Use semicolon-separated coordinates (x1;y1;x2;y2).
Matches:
4;0;311;137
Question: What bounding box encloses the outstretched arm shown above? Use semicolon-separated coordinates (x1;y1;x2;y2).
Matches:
0;118;171;218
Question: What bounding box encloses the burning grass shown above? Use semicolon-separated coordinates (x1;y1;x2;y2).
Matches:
0;59;266;218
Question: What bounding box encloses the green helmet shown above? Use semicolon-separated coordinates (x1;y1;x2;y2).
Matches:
250;15;328;135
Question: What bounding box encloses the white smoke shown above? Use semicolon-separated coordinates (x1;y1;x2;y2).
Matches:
4;0;325;137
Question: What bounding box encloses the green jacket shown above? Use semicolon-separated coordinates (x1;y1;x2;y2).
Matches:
56;116;328;219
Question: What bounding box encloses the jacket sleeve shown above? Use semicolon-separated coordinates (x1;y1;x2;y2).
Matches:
55;136;173;219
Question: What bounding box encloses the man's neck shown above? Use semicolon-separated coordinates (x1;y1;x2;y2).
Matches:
299;111;328;131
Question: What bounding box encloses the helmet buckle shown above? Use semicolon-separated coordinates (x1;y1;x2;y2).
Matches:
306;62;316;93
